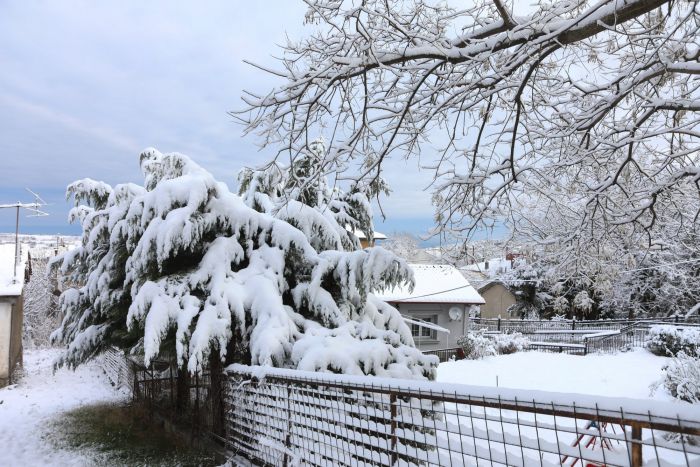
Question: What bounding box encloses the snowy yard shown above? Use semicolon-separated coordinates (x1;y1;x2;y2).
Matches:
436;349;673;401
0;348;125;466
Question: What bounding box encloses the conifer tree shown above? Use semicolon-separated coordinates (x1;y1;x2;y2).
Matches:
51;148;436;381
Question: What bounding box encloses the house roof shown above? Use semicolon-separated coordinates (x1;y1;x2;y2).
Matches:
352;229;387;240
476;280;510;294
461;257;513;277
459;269;489;289
0;243;27;297
376;263;485;304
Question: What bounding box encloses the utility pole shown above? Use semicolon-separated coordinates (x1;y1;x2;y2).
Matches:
14;205;19;279
0;189;49;282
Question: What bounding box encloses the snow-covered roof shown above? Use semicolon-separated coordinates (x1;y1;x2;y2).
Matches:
459;269;489;289
351;229;387;240
410;249;442;264
461;257;513;277
0;243;27;297
377;263;485;304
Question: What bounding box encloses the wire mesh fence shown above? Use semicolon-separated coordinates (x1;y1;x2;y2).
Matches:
99;346;134;391
225;365;700;467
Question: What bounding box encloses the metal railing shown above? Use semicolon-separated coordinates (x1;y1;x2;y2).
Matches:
422;347;463;363
584;323;657;355
527;342;586;355
225;364;700;466
470;317;700;334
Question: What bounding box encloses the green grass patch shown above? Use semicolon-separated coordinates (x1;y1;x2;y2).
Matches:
51;402;219;466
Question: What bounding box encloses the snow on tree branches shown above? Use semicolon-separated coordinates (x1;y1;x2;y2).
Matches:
238;0;700;253
51;148;436;380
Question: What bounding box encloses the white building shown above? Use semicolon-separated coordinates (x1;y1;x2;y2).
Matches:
376;264;485;350
0;243;27;387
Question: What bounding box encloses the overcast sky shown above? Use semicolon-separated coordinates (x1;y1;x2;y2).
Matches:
0;1;501;244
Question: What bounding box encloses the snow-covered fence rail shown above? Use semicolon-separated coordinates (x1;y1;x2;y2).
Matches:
225;365;700;467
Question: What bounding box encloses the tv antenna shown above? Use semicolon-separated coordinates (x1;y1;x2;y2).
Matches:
0;189;49;282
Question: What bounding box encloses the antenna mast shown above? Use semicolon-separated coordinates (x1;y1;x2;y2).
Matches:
0;189;49;282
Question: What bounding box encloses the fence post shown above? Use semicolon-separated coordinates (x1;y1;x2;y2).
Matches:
572;318;576;330
132;362;138;403
283;385;292;467
497;317;501;332
675;315;679;323
630;422;642;467
169;365;175;407
390;392;397;466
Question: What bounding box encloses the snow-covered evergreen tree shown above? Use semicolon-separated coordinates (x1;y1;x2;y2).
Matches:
237;138;384;252
51;148;436;380
503;259;551;319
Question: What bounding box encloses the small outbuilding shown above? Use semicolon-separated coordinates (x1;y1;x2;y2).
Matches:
376;264;485;350
0;243;27;387
460;266;518;319
351;228;387;248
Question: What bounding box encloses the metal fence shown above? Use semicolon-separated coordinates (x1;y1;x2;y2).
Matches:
225;364;700;467
422;347;463;363
470;317;700;334
100;347;135;391
101;349;216;437
130;359;214;433
457;319;700;357
583;324;649;355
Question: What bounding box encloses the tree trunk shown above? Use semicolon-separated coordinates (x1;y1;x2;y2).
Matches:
175;366;190;411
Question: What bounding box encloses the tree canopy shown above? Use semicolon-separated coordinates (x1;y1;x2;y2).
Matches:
51;148;436;380
238;0;700;255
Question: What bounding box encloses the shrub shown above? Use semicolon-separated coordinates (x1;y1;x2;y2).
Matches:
457;331;496;360
646;325;700;357
661;352;700;404
457;331;530;359
492;332;530;355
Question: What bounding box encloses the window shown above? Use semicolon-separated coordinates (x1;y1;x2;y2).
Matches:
410;315;438;340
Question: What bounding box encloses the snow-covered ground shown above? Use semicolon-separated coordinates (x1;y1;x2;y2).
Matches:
437;349;672;400
0;348;125;466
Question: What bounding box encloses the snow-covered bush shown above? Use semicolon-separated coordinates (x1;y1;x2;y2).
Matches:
573;291;594;317
646;325;700;357
491;332;530;355
457;331;497;360
51;148;436;381
457;331;530;359
23;255;61;349
661;353;700;404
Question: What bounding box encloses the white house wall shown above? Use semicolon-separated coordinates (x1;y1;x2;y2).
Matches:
0;301;12;385
394;302;467;351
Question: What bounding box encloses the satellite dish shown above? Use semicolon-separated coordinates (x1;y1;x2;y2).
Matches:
448;306;463;321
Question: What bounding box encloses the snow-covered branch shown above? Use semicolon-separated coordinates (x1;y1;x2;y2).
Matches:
238;0;700;252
